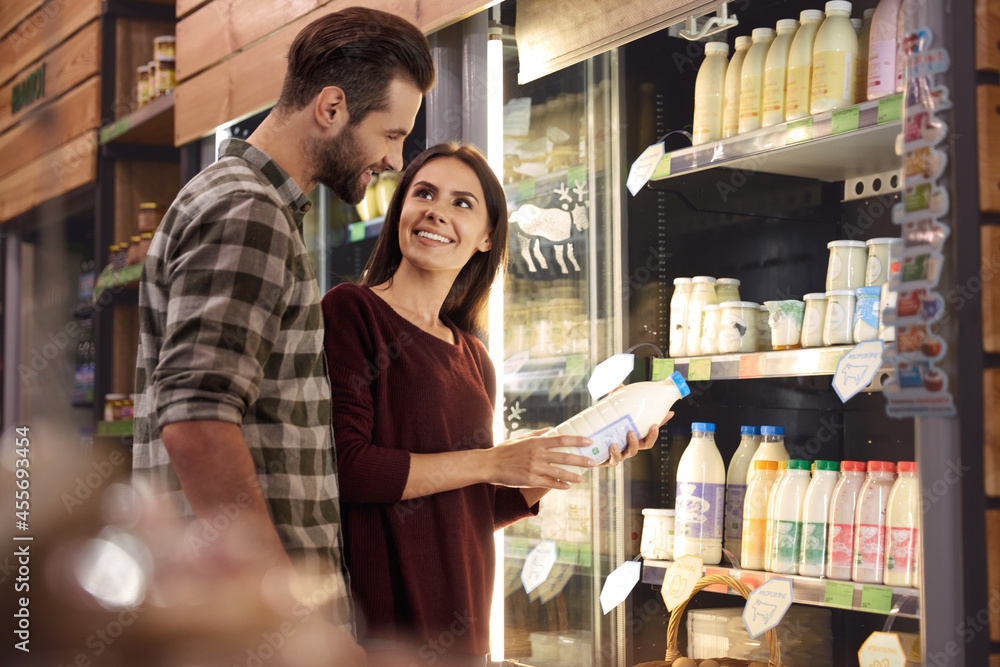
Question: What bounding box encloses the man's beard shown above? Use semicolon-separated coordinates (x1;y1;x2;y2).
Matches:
310;125;371;205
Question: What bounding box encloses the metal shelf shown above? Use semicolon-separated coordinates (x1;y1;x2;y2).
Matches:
642;559;919;619
648;95;903;184
665;345;891;381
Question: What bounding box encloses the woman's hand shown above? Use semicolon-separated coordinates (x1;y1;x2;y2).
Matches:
600;410;675;468
488;430;597;491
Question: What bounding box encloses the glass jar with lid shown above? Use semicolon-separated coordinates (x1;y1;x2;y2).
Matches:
104;394;127;422
136;65;150;107
826;240;867;291
127;235;143;266
669;278;693;357
719;301;761;353
757;305;772;351
865;237;902;286
156;56;176;96
138;202;165;232
686;276;718;356
715;278;741;303
700;304;722;356
801;293;829;348
109;244;126;271
823;289;857;345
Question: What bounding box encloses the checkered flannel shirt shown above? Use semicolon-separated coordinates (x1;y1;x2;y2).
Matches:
132;138;354;633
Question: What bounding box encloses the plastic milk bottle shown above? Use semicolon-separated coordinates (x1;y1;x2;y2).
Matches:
769;459;812;574
764;460;787;571
693;42;731;145
825;460;867;579
739;28;776;134
867;0;905;100
669;278;693;357
852;460;897;583
884;461;920;587
810;1;858;114
742;459;780;570
746;425;789;485
798;460;840;576
674;423;726;565
762;19;800;127
723;36;752;137
785;9;825;121
725;425;761;560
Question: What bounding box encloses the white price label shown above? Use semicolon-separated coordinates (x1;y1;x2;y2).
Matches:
600;561;641;614
833;341;885;403
626;142;665;196
587;353;635;401
742;577;793;639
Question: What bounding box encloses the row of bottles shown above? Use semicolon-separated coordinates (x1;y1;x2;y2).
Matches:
672;423;920;588
693;0;906;144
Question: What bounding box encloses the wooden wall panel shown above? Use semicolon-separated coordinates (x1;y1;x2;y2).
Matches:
0;19;100;135
113;161;181;243
980;0;1000;72
0;0;100;88
112;305;139;396
0;129;97;222
175;0;490;145
980;85;1000;213
176;0;213;20
0;0;46;43
987;228;1000;353
986;370;1000;495
0;75;99;181
113;17;176;120
990;510;1000;641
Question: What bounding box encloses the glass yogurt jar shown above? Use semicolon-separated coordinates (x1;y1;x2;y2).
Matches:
826;240;868;291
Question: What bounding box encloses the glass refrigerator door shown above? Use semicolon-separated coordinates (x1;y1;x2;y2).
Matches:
498;50;626;666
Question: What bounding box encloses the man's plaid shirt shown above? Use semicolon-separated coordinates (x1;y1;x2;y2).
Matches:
132;138;353;632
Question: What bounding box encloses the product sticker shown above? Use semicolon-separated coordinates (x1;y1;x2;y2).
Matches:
828;523;855;569
738;354;764;379
831;107;860;136
904;109;947;146
858;631;907;667
827;301;847;332
786;117;813;145
860;585;894;614
742;517;767;555
904;146;947;183
867;40;897;95
802;521;828;567
877;94;903;125
854;524;886;570
674;481;725;540
743;578;793;639
823;580;855;609
521;540;557;594
724;485;747;544
600;560;641;614
902;217;949;250
688;357;712;381
627;142;666;196
885;527;918;574
854;287;882;332
719;312;750;343
662;555;703;611
772;520;802;563
584;415;640;461
651;357;675;381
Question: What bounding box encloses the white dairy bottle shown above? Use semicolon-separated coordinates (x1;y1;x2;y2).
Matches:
693;42;730;145
669;278;693;357
893;1;906;93
825;460;867;580
674;422;727;565
746;425;789;485
762;19;800;127
785;9;825;121
867;0;904;100
686;277;718;357
855;8;875;103
852;460;898;583
798;460;840;576
810;1;858;114
738;28;776;134
884;461;920;587
725;425;761;560
769;459;812;574
764;461;787;572
549;371;691;475
723;36;752;138
741;459;780;570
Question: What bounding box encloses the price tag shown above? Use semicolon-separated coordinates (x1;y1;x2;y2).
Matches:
348;222;365;242
521;540;557;594
738;354;763;378
832;341;884;403
742;577;793;639
651;358;675;381
858;631;907;667
688;358;712;381
587;353;635;400
651;153;672;180
627;142;666;196
823;580;856;609
517;177;536;202
786;117;813;145
661;555;703;611
860;585;893;614
877;94;903;125
557;542;580;564
600;561;642;614
831;107;861;135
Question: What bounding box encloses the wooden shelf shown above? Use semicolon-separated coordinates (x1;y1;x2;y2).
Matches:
100;94;175;146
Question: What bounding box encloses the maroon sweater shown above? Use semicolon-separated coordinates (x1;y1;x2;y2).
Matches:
322;284;537;658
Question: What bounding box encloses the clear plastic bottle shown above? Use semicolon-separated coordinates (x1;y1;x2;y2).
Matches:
762;19;800;127
867;0;904;100
764;460;788;572
549;371;691;475
674;423;727;564
855;8;875;103
852;460;898;583
686;277;718;357
741;459;780;570
769;459;812;574
739;27;777;134
746;425;789;485
669;278;693;358
810;0;858;114
785;9;825;121
725;425;761;560
693;42;731;145
825;460;867;580
723;36;752;138
884;461;920;587
798;460;840;576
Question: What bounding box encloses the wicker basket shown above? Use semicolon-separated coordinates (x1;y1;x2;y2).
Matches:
634;573;784;667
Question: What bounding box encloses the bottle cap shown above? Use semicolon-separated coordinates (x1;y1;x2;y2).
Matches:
868;460;897;473
692;276;717;283
720;301;760;309
705;41;729;55
139;202;162;210
755;460;780;470
825;1;853;14
841;460;866;472
864;7;876;18
778;460;787;470
828;240;867;248
741;425;760;435
673;277;693;285
786;459;811;471
803;293;828;300
898;461;918;473
760;425;785;436
691;422;716;433
735;35;752;48
814;460;840;472
866;237;903;246
851;18;862;29
752;27;776;40
717;278;741;286
800;9;825;21
776;19;800;31
670;371;692;397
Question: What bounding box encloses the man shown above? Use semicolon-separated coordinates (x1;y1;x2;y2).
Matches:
132;6;434;653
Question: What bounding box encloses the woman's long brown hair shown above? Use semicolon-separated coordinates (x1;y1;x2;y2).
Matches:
358;143;509;334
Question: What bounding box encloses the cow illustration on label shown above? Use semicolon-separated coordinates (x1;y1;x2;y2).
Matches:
509;179;589;274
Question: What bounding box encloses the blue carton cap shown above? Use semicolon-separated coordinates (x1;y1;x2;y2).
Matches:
741;425;759;435
670;371;691;397
760;425;785;436
691;422;716;433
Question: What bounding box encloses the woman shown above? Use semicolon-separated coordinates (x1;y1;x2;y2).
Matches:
322;143;663;666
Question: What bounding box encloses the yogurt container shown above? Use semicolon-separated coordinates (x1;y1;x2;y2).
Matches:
640;508;676;560
823;289;857;345
826;240;868;291
670;278;693;357
801;293;829;348
757;305;772;351
765;300;805;350
700;304;722;356
716;278;742;304
853;286;882;343
865;237;902;286
719;301;761;353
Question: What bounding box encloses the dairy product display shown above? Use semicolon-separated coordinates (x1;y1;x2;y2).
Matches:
852;286;882;343
686;277;718;356
674;423;727;564
852;460;897;583
884;461;920;587
769;459;811;574
810;1;858;113
827;461;867;579
762;19;800;127
640;508;676;560
785;10;826;121
764;463;786;572
855;8;875;103
826;240;868;291
757;305;772;351
549;371;691;475
725;425;760;559
801;293;829;348
719;301;761;353
867;0;904;100
715;278;741;303
799;460;840;576
693;42;730;145
670;278;693;357
747;425;789;485
865;237;902;286
765;300;805;350
822;289;857;346
723;36;753;138
739;28;776;134
741;459;780;570
700;304;722;356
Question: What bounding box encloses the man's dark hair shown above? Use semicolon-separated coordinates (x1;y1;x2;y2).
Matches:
277;7;435;124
